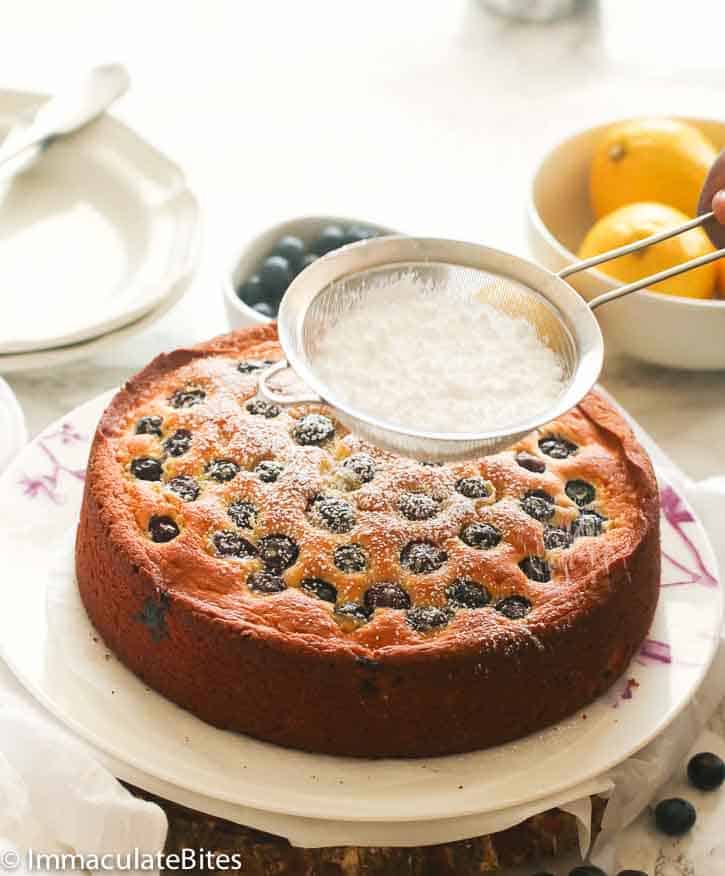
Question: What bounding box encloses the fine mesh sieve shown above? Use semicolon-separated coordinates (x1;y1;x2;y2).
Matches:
260;223;724;461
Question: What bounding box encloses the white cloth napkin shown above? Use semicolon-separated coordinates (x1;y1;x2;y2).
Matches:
0;671;167;876
0;414;723;871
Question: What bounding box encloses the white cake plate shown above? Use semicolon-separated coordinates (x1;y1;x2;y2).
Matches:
0;392;720;824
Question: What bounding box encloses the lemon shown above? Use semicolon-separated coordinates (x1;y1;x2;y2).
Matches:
578;202;717;299
590;118;717;218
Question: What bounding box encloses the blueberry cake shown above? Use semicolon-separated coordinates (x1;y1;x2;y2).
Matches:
76;325;660;758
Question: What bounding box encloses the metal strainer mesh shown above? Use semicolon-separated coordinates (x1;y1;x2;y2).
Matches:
273;237;603;461
304;261;578;379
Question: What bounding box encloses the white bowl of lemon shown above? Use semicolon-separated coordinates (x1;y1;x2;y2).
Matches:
528;117;725;370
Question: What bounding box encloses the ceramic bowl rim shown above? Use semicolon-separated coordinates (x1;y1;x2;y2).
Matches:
527;114;725;312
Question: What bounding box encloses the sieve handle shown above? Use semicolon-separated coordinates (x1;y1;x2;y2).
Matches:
557;211;725;311
258;359;322;405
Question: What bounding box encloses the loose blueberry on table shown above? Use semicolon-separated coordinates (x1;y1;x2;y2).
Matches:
687;751;725;790
568;867;607;876
235;224;382;319
654;797;697;836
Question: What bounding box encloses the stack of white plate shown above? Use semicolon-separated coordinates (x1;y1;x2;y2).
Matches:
0;89;200;373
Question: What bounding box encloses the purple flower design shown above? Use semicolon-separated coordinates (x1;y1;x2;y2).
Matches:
660;484;718;589
19;421;86;503
50;422;84;445
638;638;672;666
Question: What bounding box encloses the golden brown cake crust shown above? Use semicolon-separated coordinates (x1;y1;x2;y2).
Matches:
76;325;660;757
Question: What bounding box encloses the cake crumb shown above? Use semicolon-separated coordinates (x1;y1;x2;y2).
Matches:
622;677;640;700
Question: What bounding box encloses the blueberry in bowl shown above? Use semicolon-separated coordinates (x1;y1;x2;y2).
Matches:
224;216;396;328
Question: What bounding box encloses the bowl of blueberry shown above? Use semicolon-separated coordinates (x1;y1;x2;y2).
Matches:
224;215;397;328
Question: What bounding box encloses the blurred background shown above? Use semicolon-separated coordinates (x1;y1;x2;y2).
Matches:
3;0;725;473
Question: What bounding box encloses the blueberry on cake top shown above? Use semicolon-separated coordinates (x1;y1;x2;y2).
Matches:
76;325;660;758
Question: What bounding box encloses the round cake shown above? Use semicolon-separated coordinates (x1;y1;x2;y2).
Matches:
76;325;660;758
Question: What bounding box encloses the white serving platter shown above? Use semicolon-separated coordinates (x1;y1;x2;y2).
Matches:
0;89;200;355
0;392;720;824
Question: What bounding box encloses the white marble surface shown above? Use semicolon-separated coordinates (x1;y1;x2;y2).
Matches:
3;0;725;479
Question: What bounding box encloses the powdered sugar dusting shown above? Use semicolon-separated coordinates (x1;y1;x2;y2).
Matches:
312;272;566;433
